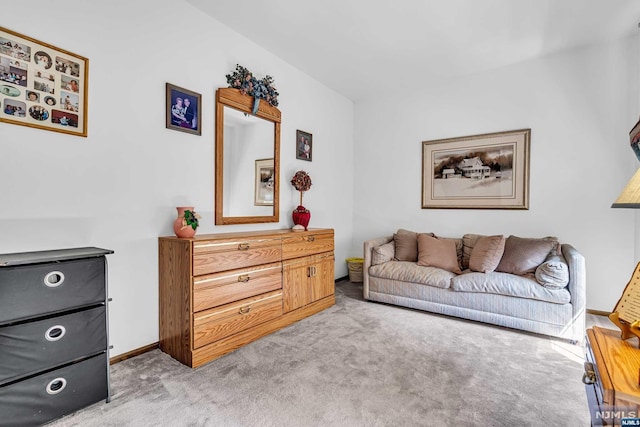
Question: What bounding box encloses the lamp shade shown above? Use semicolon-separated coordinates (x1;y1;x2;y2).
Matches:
612;168;640;208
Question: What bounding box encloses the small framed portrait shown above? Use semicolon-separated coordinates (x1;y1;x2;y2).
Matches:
255;158;275;206
166;83;201;136
296;129;312;161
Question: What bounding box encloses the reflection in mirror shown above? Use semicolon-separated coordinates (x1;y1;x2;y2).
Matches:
215;87;281;225
223;106;274;217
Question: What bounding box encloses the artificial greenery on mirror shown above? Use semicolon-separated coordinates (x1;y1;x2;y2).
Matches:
225;64;279;107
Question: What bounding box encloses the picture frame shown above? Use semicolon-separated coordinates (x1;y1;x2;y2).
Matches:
422;129;530;209
630;118;640;162
296;129;312;161
0;26;89;137
254;158;275;206
165;83;201;135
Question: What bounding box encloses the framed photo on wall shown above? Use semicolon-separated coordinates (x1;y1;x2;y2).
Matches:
296;129;312;161
0;26;89;137
166;83;201;135
422;129;530;209
255;158;275;206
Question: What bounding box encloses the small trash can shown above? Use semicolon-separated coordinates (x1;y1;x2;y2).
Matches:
346;257;364;282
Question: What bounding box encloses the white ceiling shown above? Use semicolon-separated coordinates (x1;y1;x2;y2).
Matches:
187;0;640;100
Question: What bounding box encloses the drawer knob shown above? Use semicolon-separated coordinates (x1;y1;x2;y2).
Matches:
239;306;251;315
237;275;251;283
307;236;315;242
45;325;66;342
238;243;250;251
46;377;67;395
582;361;596;385
44;271;65;287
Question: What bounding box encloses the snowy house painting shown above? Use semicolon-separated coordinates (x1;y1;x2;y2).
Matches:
458;157;490;179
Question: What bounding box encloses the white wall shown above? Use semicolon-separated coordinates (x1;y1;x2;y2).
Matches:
353;37;637;312
0;0;354;356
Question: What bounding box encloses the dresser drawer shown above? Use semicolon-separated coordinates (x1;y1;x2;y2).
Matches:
193;237;281;275
0;306;107;385
193;290;283;349
193;262;282;311
282;231;334;260
0;353;108;427
0;257;106;324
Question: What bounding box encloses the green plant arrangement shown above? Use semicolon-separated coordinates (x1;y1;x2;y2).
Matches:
180;209;201;231
225;64;279;108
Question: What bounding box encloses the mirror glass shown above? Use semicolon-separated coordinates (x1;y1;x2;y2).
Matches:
215;88;280;225
223;106;274;216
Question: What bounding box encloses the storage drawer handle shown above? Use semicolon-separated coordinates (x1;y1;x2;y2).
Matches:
582;362;596;385
44;271;65;288
238;243;250;251
307;266;317;278
239;306;251;315
237;275;250;283
307;236;315;242
45;325;66;342
46;377;67;395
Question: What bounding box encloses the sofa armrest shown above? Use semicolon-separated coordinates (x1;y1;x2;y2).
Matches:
561;243;586;341
363;236;393;299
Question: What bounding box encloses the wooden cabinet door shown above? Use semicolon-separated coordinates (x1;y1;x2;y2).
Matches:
282;258;311;313
310;253;334;303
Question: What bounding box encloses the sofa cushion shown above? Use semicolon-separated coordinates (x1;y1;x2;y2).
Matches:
451;271;570;304
535;254;570;289
469;235;505;273
372;242;395;266
417;234;462;274
393;229;422;262
495;236;556;275
368;261;454;289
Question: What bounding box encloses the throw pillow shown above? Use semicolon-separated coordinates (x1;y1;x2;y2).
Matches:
495;235;556;275
468;235;506;273
462;234;483;270
535;254;570;289
436;236;464;271
394;229;432;262
371;241;395;265
417;234;462;274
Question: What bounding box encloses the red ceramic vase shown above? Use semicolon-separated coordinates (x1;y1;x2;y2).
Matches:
292;205;311;230
173;206;197;238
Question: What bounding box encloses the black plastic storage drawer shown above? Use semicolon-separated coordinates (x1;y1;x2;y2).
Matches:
0;257;106;324
0;353;108;426
0;306;107;384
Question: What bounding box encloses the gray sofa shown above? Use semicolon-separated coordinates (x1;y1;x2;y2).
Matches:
363;233;586;343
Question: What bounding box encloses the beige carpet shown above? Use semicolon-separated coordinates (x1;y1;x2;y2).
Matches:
48;281;590;426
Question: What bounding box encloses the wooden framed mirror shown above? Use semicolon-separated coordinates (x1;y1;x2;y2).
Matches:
215;88;281;225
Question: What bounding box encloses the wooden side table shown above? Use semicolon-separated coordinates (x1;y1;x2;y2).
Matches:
584;326;640;426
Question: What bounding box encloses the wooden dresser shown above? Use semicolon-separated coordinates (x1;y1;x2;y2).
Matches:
159;228;335;368
584;326;640;426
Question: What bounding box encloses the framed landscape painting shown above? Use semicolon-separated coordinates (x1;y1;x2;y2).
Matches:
422;129;530;209
0;26;88;137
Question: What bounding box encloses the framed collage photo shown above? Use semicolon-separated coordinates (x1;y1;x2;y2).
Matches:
296;129;312;161
422;129;530;210
0;27;89;137
166;83;201;135
254;158;275;206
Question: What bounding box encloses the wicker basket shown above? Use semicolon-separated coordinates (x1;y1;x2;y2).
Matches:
346;257;364;282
